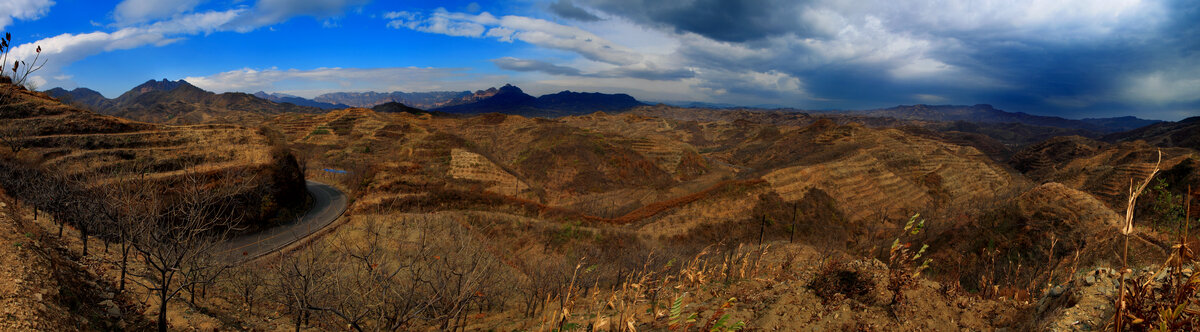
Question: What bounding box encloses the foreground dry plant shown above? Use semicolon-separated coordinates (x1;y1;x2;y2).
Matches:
1110;150;1200;331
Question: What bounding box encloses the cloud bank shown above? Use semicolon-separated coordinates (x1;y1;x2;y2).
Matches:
0;0;54;30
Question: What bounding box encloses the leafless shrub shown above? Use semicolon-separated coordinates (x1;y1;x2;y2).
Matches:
272;244;334;332
0;32;47;91
126;167;254;332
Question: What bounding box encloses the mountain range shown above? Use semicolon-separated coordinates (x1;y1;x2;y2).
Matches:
49;79;324;124
313;90;475;109
835;104;1160;133
429;84;645;117
46;81;1169;137
253;91;349;110
45;81;649;122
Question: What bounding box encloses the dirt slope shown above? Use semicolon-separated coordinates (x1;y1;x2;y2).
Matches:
1;85;306;228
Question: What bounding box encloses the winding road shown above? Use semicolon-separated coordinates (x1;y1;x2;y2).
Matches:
216;180;347;263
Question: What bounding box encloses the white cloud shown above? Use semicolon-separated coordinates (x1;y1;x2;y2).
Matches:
0;0;54;29
387;9;642;65
114;0;204;25
913;94;948;103
388;11;488;37
4;9;237;90
15;0;373;89
696;69;807;99
382;11;416;20
1123;70;1200;105
8;10;240;76
889;58;954;79
224;0;371;32
184;67;505;98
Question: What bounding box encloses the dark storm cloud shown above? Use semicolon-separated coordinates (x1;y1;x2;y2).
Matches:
548;0;601;22
578;0;808;42
574;0;1200;120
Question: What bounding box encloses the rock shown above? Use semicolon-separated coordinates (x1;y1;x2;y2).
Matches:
1154;269;1168;283
99;300;121;317
32;293;41;302
1084;275;1096;286
1050;284;1069;297
101;292;114;300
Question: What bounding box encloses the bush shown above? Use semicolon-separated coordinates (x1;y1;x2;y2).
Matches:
809;259;874;304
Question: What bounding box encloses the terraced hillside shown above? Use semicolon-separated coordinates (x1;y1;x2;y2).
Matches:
0;85;306;228
927;182;1170;295
711;120;1023;222
267;108;1031;245
1104;116;1200;151
448;148;529;196
1013;139;1199;212
97;89;1192;330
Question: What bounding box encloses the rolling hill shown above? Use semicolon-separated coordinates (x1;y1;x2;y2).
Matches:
1103;116;1200;151
42;87;113;110
1;84;307;228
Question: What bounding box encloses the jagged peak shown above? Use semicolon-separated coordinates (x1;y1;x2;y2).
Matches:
497;83;523;94
130;78;194;94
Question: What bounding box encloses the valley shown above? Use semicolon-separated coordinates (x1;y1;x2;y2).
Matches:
5;75;1198;330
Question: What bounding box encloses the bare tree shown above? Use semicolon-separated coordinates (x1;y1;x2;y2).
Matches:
516;254;567;318
43;172;88;239
325;217;450;331
426;222;500;331
272;245;334;332
262;215;503;331
127;167;251;332
99;166;160;293
0;124;31;154
315;219;402;332
223;264;265;315
285;216;444;332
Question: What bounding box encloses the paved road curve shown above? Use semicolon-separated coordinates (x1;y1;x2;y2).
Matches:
216;180;347;263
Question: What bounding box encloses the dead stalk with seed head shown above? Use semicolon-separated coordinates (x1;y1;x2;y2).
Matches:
1114;149;1161;332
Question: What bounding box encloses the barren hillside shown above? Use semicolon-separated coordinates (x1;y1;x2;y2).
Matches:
1;85;307;228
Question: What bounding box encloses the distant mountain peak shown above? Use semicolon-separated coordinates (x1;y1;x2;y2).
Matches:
497;84;524;94
432;85;644;117
130;78;193;95
371;101;426;115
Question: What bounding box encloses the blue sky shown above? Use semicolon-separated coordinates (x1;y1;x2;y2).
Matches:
2;0;1198;120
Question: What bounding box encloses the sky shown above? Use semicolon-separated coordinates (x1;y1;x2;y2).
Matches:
1;0;1198;120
